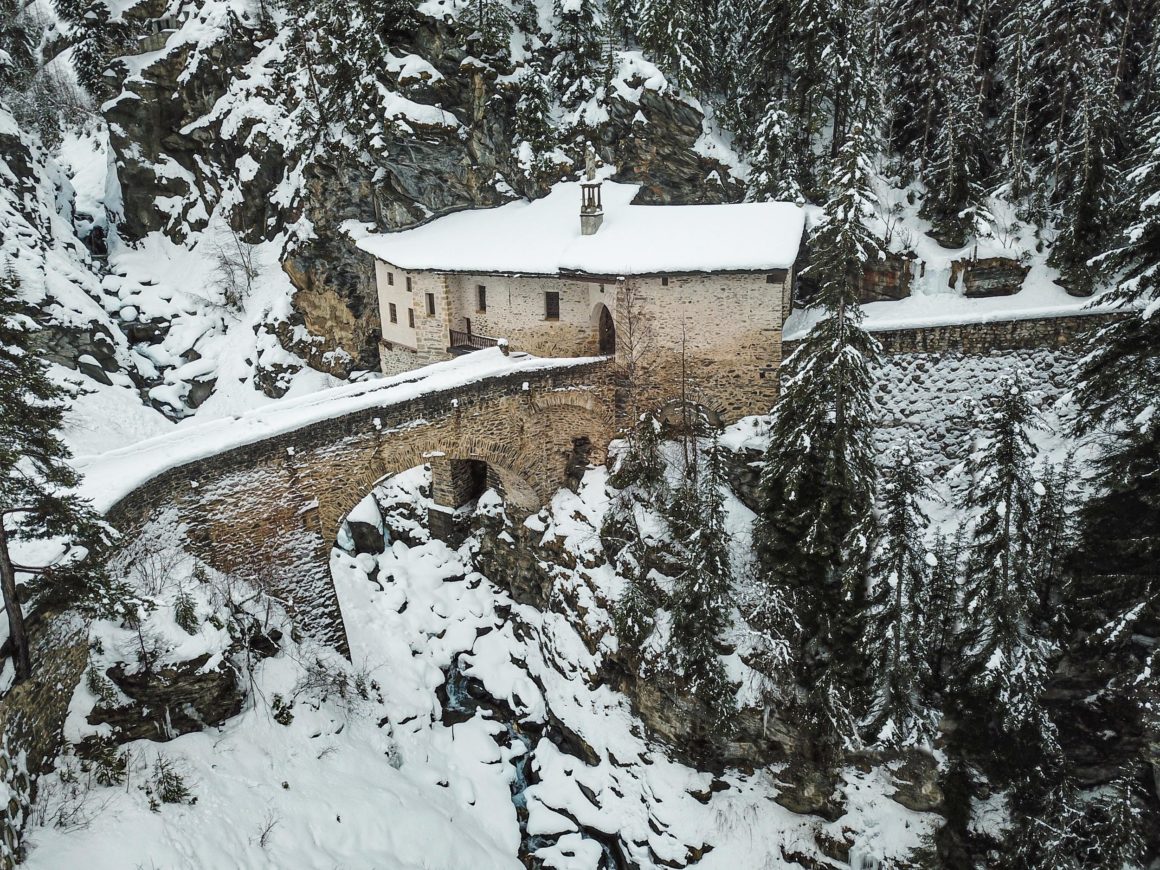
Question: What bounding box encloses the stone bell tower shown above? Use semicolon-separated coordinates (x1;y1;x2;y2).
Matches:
580;145;603;236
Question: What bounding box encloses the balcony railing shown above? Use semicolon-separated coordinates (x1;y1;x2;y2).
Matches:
448;329;500;352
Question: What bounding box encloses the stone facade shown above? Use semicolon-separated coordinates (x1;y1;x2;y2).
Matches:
105;363;616;655
371;262;795;422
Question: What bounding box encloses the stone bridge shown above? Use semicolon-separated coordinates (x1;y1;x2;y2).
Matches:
103;358;616;653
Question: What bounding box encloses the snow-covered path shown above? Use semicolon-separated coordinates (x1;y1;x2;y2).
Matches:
71;350;601;514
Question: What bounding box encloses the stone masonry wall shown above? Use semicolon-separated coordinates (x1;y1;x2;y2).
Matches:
0;610;89;868
619;273;786;421
374;264;793;423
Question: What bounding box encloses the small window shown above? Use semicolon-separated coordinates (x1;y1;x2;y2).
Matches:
425;292;436;316
405;276;413;292
387;272;395;286
477;285;487;311
389;303;397;324
661;276;669;286
766;274;776;284
407;308;415;328
545;291;560;320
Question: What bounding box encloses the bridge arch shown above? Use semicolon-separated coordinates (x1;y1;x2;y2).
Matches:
105;361;616;655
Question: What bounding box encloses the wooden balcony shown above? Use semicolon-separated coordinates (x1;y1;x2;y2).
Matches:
448;328;500;354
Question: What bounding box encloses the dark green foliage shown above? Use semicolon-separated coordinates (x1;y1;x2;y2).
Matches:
1030;456;1077;640
513;64;557;182
0;0;35;91
609;414;663;492
460;0;512;61
860;443;937;746
56;0;126;102
606;422;666;651
918;530;961;700
174;591;199;635
664;440;734;720
283;0;418;145
271;693;295;726
1008;768;1147;869
83;736;128;787
747;103;804;204
146;757;194;809
958;377;1053;750
636;0;708;94
917;23;987;247
754;124;881;753
549;0;601;112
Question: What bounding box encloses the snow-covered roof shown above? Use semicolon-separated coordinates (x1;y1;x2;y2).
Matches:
355;181;806;276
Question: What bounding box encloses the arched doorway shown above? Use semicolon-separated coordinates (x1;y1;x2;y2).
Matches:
596;304;616;355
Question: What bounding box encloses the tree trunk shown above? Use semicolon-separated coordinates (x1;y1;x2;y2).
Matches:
0;520;32;683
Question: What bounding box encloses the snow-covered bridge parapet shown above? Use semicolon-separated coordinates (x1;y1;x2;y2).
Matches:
83;351;615;654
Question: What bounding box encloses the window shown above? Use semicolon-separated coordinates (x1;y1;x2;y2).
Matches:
766;274;776;284
545;291;560;320
389;303;397;324
407;308;415;328
477;285;487;311
425;292;436;316
661;276;669;287
387;272;394;286
405;276;413;292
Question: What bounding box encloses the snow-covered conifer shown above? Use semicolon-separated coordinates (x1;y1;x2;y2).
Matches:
860;443;938;746
636;0;708;94
666;439;734;718
747;103;804;204
549;0;602;112
0;264;117;682
958;376;1053;748
919;529;962;701
754;122;882;747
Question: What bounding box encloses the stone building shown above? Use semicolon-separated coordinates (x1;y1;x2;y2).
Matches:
355;177;805;421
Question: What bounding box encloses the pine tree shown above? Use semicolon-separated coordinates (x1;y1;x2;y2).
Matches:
0;264;115;683
666;439;734;718
636;0;709;94
1050;41;1119;295
881;0;959;170
747;102;805;204
550;0;602;112
460;0;512;60
995;0;1034;200
918;23;987;248
731;0;791;146
958;376;1052;750
1029;455;1076;638
513;64;556;181
1069;104;1160;815
919;529;962;700
784;0;867;190
754;122;882;750
0;0;34;91
860;442;938;746
60;0;125;101
607;415;666;649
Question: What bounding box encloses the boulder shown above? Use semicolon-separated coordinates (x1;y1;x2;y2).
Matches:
950;256;1030;298
87;653;243;744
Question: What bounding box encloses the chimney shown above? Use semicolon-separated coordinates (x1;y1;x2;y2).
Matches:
580;145;603;235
